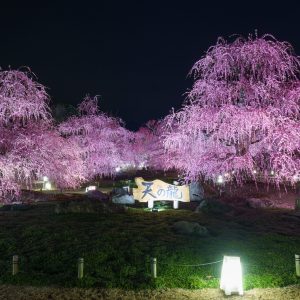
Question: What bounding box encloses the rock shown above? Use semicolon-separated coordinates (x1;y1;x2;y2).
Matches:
195;198;232;214
281;215;300;222
189;182;204;202
112;194;135;204
0;205;13;211
194;200;207;213
111;187;128;196
86;190;109;201
111;185;134;204
11;204;33;211
54;199;112;214
20;190;54;203
246;198;274;209
0;204;33;211
172;221;208;236
290;211;300;217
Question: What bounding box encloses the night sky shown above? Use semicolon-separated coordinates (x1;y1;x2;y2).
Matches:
1;1;300;129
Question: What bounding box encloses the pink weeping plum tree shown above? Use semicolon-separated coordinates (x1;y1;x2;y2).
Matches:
164;34;300;185
132;119;168;170
59;95;133;179
0;69;85;203
11;124;86;191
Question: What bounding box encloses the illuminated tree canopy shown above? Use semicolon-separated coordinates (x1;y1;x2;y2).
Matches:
0;70;85;202
132;120;167;170
2;34;300;202
59;95;132;179
164;35;300;185
0;69;51;124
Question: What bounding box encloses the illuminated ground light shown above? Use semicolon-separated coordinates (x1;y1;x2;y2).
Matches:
217;175;224;184
145;204;168;212
220;256;243;296
85;185;96;192
44;182;52;190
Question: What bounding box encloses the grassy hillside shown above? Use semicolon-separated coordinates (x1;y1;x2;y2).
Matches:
0;195;299;290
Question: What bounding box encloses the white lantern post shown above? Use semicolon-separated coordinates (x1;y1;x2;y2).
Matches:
220;256;243;296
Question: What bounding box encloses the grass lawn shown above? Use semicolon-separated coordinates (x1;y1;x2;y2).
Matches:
0;194;299;291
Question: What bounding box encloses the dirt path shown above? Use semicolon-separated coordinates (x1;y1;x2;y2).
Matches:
0;285;299;300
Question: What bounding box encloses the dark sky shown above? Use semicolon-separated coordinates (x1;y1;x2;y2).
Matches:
1;1;300;129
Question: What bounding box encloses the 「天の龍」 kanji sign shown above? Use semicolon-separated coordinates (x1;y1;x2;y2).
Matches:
133;177;190;203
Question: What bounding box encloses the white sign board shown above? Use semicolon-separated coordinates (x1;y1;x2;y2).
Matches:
133;177;190;208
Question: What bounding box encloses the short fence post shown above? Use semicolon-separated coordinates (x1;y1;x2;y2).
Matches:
295;199;300;211
296;254;300;277
12;255;19;275
151;257;157;278
296;182;300;211
78;257;84;279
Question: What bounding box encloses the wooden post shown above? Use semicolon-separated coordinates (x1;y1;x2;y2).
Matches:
296;254;300;277
78;258;84;279
12;255;18;275
151;257;157;278
295;182;300;211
